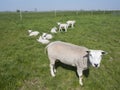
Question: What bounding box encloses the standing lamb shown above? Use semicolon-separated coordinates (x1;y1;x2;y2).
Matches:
66;20;76;28
45;41;107;86
57;22;68;32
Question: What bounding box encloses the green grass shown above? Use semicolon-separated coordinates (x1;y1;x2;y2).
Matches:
0;11;120;90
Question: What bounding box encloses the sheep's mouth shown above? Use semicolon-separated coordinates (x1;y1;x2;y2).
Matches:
92;64;100;68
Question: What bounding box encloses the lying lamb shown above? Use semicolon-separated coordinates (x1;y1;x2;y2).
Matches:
66;20;76;28
28;30;39;36
37;36;50;44
42;33;53;40
51;27;57;33
57;22;68;32
45;41;107;86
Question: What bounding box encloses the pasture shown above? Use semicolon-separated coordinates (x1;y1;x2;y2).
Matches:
0;11;120;90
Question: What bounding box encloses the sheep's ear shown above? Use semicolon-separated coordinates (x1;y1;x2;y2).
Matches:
86;50;90;54
101;51;108;55
86;49;93;53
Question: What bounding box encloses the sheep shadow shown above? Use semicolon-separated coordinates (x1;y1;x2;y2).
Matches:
55;61;89;78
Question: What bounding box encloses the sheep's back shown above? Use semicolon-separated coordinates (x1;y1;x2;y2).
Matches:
47;41;88;59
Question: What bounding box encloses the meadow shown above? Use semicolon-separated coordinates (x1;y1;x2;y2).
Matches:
0;11;120;90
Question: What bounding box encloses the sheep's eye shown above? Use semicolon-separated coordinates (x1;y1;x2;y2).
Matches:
89;54;92;57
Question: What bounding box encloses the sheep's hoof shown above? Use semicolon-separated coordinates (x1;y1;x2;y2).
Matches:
51;74;56;77
52;75;55;77
80;83;83;86
79;80;83;86
54;69;56;73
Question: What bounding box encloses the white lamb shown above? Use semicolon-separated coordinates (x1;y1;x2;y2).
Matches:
66;20;76;28
42;33;53;40
51;27;57;33
37;36;50;44
57;22;68;32
28;30;39;36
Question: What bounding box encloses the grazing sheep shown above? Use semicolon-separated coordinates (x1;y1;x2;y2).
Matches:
57;22;68;32
42;33;53;40
28;30;39;36
51;27;57;33
45;41;107;86
66;20;76;28
37;36;50;44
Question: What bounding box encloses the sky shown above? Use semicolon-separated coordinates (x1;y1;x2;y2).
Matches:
0;0;120;11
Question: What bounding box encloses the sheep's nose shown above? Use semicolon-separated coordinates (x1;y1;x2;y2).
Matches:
94;64;98;67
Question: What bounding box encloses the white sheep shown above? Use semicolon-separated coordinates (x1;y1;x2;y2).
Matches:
37;36;50;44
66;20;76;28
42;33;53;40
57;22;68;32
45;41;107;86
28;30;39;36
51;27;57;33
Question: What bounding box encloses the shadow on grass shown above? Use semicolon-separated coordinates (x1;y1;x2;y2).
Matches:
55;61;89;78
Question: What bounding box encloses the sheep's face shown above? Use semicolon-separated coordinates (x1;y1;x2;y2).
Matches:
54;27;57;30
57;22;61;26
73;20;76;23
87;50;107;68
28;30;32;33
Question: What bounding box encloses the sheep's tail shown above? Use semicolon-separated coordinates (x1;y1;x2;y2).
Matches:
44;41;61;54
44;42;52;54
44;45;48;54
44;41;56;54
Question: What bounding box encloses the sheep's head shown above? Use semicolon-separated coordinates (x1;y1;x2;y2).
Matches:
42;33;47;36
57;22;61;26
28;30;32;33
87;50;107;68
73;20;76;23
54;27;57;30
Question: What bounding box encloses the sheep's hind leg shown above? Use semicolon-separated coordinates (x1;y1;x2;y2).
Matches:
50;64;55;77
49;57;56;77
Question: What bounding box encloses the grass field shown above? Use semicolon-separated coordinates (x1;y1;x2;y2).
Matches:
0;11;120;90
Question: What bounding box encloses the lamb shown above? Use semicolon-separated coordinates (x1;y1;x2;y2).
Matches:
51;27;57;33
37;36;50;44
42;33;53;40
66;20;76;28
28;30;39;36
57;22;68;32
45;41;107;86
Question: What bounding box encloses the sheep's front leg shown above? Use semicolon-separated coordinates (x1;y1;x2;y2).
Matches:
59;27;61;32
77;68;83;86
65;27;67;32
72;24;74;28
